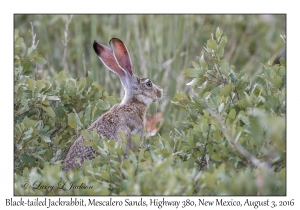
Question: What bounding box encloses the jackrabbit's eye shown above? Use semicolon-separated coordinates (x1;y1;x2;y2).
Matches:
145;80;152;88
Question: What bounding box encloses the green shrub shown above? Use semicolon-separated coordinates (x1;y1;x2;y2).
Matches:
14;27;286;195
172;27;286;195
14;28;118;175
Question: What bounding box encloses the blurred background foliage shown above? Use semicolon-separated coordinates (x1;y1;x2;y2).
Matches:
14;14;286;195
14;14;286;131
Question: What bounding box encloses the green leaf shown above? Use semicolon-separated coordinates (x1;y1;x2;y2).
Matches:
220;83;234;96
219;36;227;49
54;106;66;119
36;80;46;93
46;96;60;101
229;70;237;85
268;55;276;66
81;130;92;141
26;78;35;91
216;27;222;39
100;170;110;181
249;116;263;143
192;61;200;68
28;52;39;60
39;134;51;143
27;45;35;56
207;39;217;51
173;93;186;101
14;37;23;46
41;95;48;103
23;60;32;73
19;154;35;164
41;106;55;118
23;167;29;178
87;71;94;86
67;113;77;129
234;131;242;143
15;29;19;39
92;128;98;142
228;109;236;120
74;111;84;128
216;27;220;39
188;136;195;146
83;140;93;147
84;103;92;124
35;55;47;65
56;71;65;85
279;66;286;77
274;75;282;88
105;96;117;106
24;127;33;136
201;118;209;132
279;57;286;66
119;131;127;144
217;48;225;59
132;133;141;148
181;146;194;151
137;148;145;161
184;68;205;78
186;78;202;86
199;55;208;70
98;99;110;110
211;154;221;162
218;103;224;113
78;77;86;90
237;80;246;91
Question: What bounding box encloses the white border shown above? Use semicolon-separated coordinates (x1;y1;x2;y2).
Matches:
3;0;299;209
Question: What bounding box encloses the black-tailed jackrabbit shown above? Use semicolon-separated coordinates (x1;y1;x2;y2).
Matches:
62;38;163;171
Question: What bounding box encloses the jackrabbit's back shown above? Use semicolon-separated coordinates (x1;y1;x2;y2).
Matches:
62;101;146;171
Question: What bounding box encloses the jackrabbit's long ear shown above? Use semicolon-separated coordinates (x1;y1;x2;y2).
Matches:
93;40;127;78
109;38;133;76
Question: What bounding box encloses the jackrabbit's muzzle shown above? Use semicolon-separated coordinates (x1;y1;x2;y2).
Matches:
153;86;163;102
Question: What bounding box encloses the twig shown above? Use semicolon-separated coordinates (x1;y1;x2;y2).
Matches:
199;123;211;171
62;15;73;72
59;134;78;149
144;143;154;163
29;22;39;80
82;53;87;77
29;22;39;50
15;97;39;117
50;126;63;140
234;87;240;100
21;134;39;146
16;133;24;144
205;70;221;81
214;64;223;77
224;99;232;124
229;93;234;104
207;79;222;84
